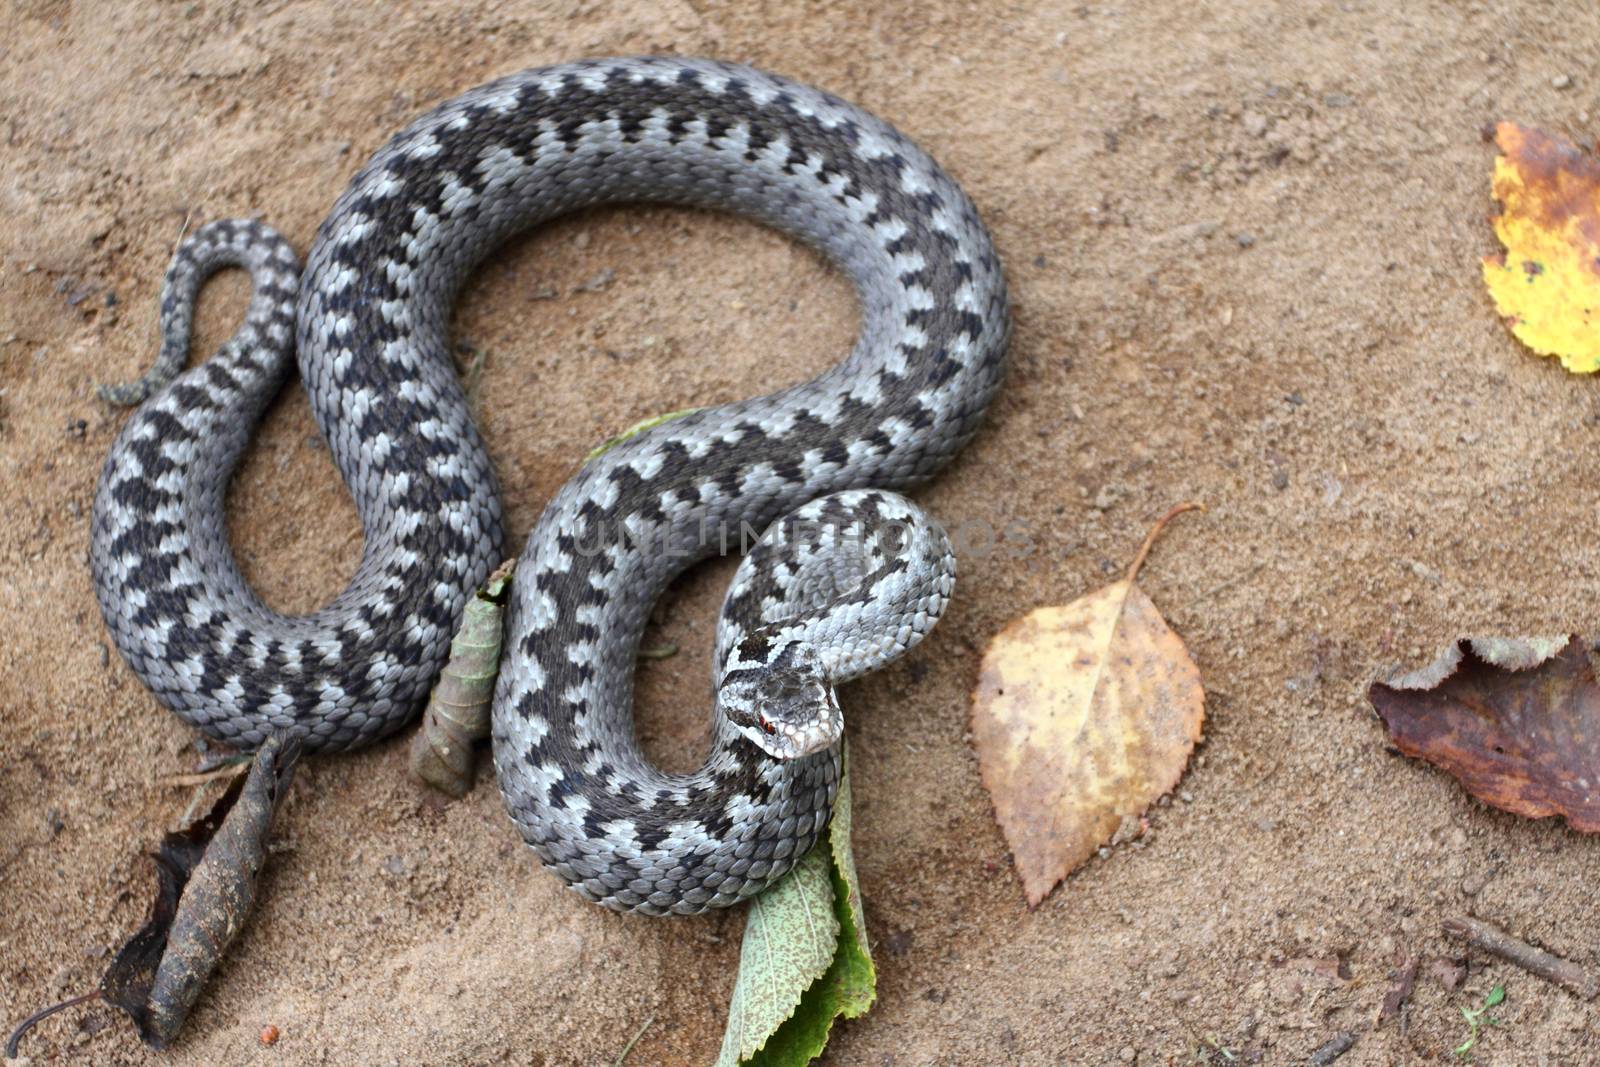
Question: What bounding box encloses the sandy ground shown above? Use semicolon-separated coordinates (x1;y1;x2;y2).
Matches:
4;1;1600;1064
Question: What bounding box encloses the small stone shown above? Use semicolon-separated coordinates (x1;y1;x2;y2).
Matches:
260;1024;280;1046
574;231;591;249
1322;91;1354;108
1179;790;1194;804
1234;231;1256;248
573;267;615;293
1552;74;1573;90
1091;483;1124;511
1270;469;1289;491
1242;110;1269;138
1408;560;1441;585
1120;1047;1137;1063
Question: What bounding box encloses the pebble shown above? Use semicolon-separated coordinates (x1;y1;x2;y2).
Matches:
1120;1047;1137;1063
1242;110;1269;138
574;267;615;293
1234;231;1256;248
1552;74;1573;90
1408;560;1441;585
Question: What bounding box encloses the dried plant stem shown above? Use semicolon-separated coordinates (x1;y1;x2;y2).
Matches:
1444;916;1598;999
1125;501;1205;584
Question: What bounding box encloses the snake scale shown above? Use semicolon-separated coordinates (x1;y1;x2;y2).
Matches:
91;56;1009;914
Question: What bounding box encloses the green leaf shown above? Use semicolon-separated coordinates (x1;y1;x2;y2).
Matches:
715;848;838;1067
584;407;701;463
1483;985;1506;1008
823;765;875;1019
716;748;877;1067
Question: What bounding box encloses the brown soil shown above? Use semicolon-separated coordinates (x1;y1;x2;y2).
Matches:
4;2;1599;1064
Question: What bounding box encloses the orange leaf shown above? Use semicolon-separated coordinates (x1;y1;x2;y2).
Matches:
1369;636;1600;831
970;504;1206;906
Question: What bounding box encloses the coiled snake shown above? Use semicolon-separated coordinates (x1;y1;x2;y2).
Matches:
91;57;1009;914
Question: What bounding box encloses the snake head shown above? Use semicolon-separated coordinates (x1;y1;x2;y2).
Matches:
718;641;842;760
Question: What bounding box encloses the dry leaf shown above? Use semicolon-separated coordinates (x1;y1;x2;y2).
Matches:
99;732;301;1047
971;503;1206;906
408;559;514;797
1368;635;1600;831
1481;122;1600;372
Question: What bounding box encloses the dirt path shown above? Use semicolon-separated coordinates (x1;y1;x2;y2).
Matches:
3;2;1598;1063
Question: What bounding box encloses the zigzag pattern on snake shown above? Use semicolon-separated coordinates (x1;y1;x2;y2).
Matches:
91;56;1009;914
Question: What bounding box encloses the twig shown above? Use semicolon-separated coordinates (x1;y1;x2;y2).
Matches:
1308;1030;1358;1065
612;1011;655;1066
1443;916;1598;999
1198;561;1264;603
158;760;251;788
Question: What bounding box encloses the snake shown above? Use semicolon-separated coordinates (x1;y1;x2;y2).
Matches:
90;56;1009;915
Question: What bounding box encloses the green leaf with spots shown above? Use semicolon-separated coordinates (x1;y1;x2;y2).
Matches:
716;750;876;1067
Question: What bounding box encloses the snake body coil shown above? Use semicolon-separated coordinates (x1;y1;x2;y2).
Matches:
92;57;1009;914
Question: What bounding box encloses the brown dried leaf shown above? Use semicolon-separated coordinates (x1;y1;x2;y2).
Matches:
970;504;1205;906
1377;954;1419;1026
1368;636;1600;832
101;731;300;1047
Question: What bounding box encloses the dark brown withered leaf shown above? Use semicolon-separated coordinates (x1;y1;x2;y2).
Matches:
101;731;301;1048
1368;635;1600;832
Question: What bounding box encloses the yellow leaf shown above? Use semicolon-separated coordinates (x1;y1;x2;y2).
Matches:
1482;122;1600;373
970;504;1206;907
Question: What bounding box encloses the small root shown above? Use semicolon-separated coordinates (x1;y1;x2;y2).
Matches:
6;990;102;1058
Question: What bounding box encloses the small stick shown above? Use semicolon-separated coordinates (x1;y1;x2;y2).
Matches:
1443;916;1598;999
612;1011;656;1066
158;760;252;788
1308;1030;1357;1066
